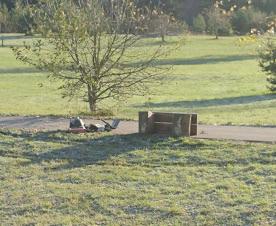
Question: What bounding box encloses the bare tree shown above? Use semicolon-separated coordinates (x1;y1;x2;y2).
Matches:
149;7;180;43
154;13;171;42
13;0;170;112
206;6;230;39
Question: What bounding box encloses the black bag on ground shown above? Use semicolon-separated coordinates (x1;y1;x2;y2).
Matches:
70;117;85;129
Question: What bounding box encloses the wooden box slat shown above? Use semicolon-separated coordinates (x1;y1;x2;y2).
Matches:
154;113;173;122
139;111;154;134
191;124;198;136
139;111;198;137
154;122;173;134
191;114;198;124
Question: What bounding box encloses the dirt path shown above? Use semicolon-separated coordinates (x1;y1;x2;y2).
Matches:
1;116;276;143
0;116;135;135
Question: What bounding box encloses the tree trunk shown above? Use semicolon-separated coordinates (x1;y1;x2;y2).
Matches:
160;27;166;42
0;24;3;47
88;99;96;112
161;33;165;42
87;85;97;112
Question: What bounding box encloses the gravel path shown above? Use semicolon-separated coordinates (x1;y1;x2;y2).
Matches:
0;116;135;135
1;116;276;143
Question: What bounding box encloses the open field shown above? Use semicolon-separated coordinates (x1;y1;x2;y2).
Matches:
0;130;275;225
1;35;276;225
0;34;275;125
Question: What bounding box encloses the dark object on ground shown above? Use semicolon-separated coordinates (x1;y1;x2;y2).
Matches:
139;111;197;137
69;117;120;133
100;119;120;132
69;117;86;133
70;117;86;129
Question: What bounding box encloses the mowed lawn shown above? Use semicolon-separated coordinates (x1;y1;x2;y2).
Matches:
0;34;275;125
0;130;275;225
1;35;275;225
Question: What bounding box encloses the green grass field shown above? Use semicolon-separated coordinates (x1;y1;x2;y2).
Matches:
1;35;276;225
0;34;275;125
0;130;275;225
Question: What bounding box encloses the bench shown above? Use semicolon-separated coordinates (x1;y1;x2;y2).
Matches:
139;111;197;137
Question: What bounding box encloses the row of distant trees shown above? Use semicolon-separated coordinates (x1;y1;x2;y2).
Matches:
135;0;276;24
1;0;275;37
136;0;275;35
192;7;272;36
0;1;33;34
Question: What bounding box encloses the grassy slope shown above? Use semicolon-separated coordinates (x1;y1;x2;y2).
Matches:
0;34;276;125
0;130;275;225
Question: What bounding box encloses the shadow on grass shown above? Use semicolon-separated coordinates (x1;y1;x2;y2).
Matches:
0;35;37;48
0;44;32;48
0;67;43;74
135;94;276;109
134;39;180;47
1;130;274;171
0;130;214;170
153;54;257;66
127;54;257;68
22;133;172;169
0;35;34;40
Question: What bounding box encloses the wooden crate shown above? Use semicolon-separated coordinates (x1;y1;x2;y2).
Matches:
139;111;197;137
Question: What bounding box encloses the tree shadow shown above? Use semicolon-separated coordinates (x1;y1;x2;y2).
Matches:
0;44;31;48
18;133;164;170
153;54;257;66
1;130;274;172
0;35;37;48
4;131;210;170
134;94;276;109
127;54;257;68
0;35;34;40
0;68;42;74
134;39;180;47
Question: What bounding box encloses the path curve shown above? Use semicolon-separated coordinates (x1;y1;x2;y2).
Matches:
1;116;276;143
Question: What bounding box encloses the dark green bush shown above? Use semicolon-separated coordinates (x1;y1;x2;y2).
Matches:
217;20;233;36
10;2;34;35
231;8;267;35
259;39;276;91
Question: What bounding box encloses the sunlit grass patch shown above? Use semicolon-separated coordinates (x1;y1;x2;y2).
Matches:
0;34;275;125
